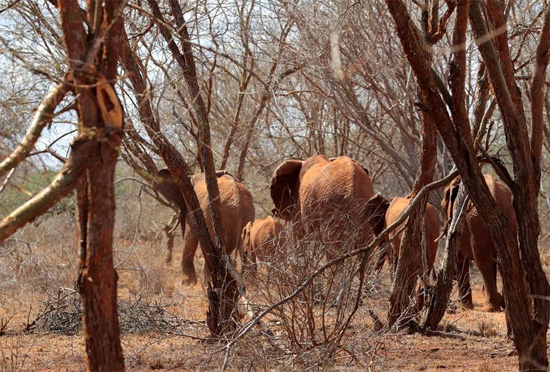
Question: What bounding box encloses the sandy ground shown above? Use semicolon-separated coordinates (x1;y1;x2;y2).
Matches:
0;237;528;371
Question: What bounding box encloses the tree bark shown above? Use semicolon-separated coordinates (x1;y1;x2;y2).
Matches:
424;183;466;330
59;0;126;370
121;5;240;335
423;0;470;331
387;2;438;328
385;1;550;369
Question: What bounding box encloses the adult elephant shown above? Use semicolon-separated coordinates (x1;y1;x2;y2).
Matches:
241;216;285;273
366;195;441;277
157;169;255;285
270;155;375;253
441;174;516;312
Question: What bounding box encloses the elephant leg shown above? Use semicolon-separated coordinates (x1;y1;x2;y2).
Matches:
374;241;389;272
477;256;504;312
181;230;199;285
165;227;174;265
456;251;474;309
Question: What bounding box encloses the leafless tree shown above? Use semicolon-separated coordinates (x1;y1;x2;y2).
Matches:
384;1;550;370
0;0;127;370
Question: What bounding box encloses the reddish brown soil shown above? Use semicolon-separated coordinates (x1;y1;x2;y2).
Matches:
0;238;527;371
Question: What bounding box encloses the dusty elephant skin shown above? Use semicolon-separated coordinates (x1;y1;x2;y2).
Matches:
441;174;516;312
366;196;441;277
270;155;375;254
157;169;255;285
241;216;285;273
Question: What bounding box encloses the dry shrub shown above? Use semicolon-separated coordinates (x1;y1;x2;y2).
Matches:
478;361;499;372
0;214;78;302
0;337;31;372
114;239;172;298
238;211;385;370
26;288;200;336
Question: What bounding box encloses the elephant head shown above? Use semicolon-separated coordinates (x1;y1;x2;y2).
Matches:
156;168;232;211
270;159;303;220
157;169;187;211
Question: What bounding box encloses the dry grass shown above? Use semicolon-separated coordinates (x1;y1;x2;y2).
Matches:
0;206;533;371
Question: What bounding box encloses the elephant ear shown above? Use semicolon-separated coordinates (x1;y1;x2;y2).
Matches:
240;221;253;259
270;159;303;220
241;222;252;249
364;194;390;236
157;169;186;211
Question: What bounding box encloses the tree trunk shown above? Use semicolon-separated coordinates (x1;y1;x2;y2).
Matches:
387;3;437;327
123;2;241;336
59;0;126;370
385;1;550;369
387;204;425;328
423;183;466;330
77;144;125;372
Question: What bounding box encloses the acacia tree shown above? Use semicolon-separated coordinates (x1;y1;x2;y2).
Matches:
0;0;126;370
118;0;245;336
384;1;550;370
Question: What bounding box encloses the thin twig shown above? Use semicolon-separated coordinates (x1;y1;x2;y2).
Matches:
220;170;460;370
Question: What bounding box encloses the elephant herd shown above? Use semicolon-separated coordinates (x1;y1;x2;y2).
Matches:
156;155;516;312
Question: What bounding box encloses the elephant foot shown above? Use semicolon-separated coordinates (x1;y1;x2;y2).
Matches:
483;295;505;312
181;270;198;286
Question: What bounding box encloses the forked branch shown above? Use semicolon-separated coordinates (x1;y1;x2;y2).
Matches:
0;81;69;179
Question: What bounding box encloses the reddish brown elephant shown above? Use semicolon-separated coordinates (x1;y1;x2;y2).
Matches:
241;216;285;273
441;174;516;311
365;195;441;277
157;169;255;285
270;155;375;253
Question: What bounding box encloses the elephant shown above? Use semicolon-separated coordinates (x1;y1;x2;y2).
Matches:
241;216;285;273
365;195;441;278
270;155;375;253
157;169;255;285
441;174;516;311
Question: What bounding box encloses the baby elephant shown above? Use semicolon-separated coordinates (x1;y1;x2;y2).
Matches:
241;216;285;274
366;195;441;278
441;174;515;311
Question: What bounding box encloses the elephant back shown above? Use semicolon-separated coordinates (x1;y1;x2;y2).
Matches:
251;216;285;260
193;175;255;254
300;156;374;220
